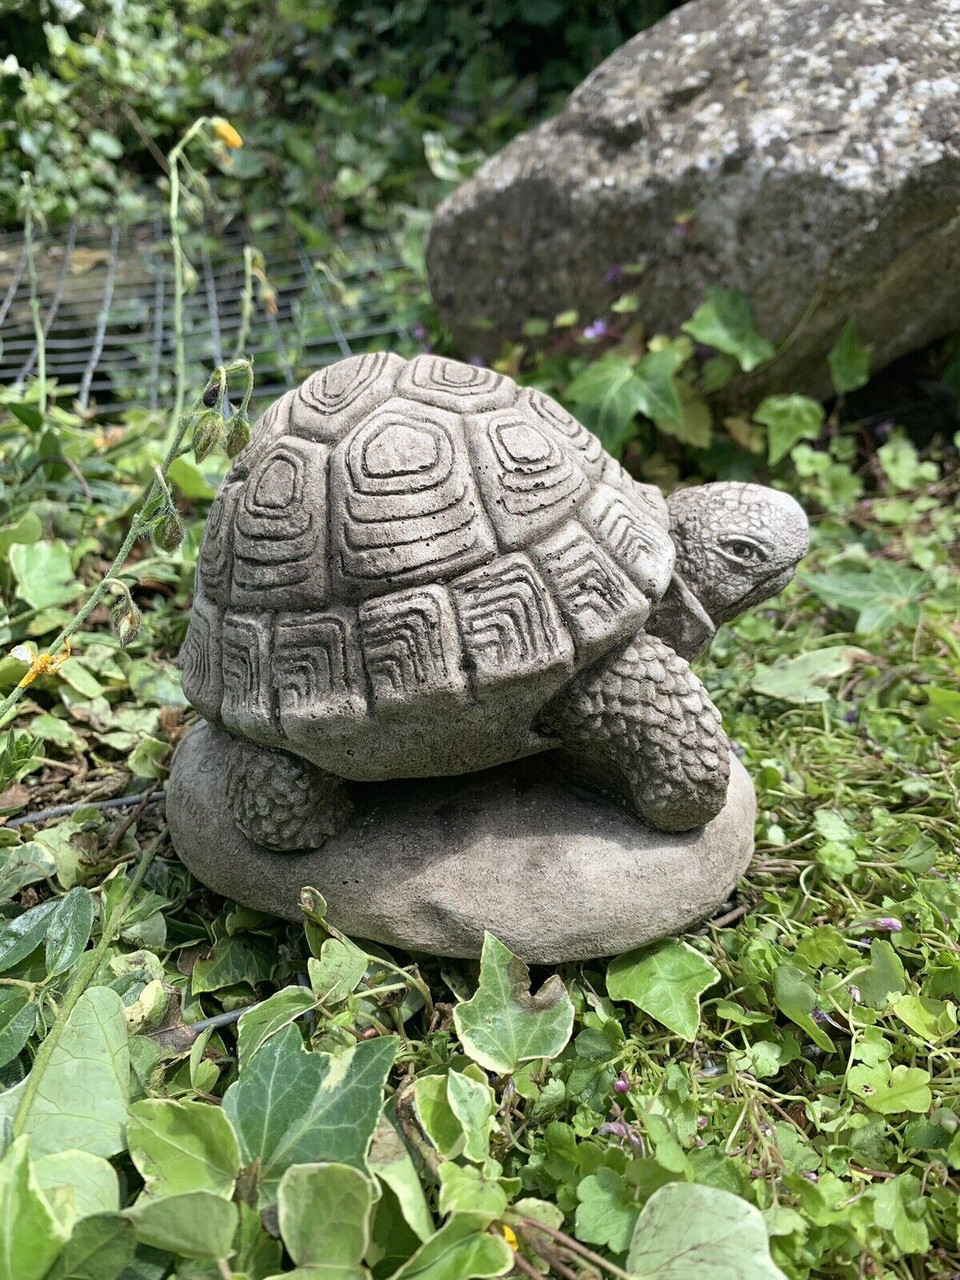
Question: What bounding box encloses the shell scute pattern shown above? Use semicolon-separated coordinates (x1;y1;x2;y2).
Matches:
232;437;329;610
395;353;514;412
329;397;498;599
185;355;676;767
289;351;406;441
466;407;589;550
519;386;604;481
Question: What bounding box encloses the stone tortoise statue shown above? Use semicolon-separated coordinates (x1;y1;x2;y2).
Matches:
179;353;808;853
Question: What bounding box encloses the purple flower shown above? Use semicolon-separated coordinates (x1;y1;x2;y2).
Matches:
604;264;625;284
412;322;428;342
873;917;903;932
613;1073;630;1094
467;354;486;367
583;318;608;341
844;706;857;724
800;1171;819;1183
598;1121;642;1147
730;739;745;758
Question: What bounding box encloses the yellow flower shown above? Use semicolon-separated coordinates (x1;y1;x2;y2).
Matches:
501;1225;518;1250
211;118;243;149
15;638;72;688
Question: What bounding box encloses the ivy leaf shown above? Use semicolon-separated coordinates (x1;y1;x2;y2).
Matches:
414;1074;464;1159
222;1024;396;1206
8;540;81;610
893;994;957;1042
124;1190;239;1258
0;1136;72;1280
0;992;37;1069
453;933;574;1074
0;898;59;973
0;986;129;1157
43;1213;135;1280
828;318;871;394
308;937;368;1005
772;965;834;1053
627;1183;786;1278
681;288;775;372
877;433;937;491
564;355;644;454
446;1070;496;1163
368;1114;434;1244
437;1163;508;1221
633;348;684;429
278;1163;377;1269
606;940;720;1040
237;985;317;1068
803;563;929;635
388;1213;513;1280
33;1150;119;1220
126;1098;240;1198
751;646;863;705
44;887;95;978
190;933;276;994
754;394;825;465
847;1062;932;1114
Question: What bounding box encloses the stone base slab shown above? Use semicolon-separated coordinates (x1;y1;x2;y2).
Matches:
167;723;756;964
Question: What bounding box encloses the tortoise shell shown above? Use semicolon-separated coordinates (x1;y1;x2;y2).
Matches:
180;354;676;780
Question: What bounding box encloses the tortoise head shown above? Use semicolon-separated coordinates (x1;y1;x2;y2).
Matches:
666;482;809;627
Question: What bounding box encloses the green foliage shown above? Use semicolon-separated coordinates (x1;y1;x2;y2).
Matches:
0;28;958;1273
1;0;682;229
627;1183;787;1279
222;1025;397;1206
606;940;720;1040
452;933;575;1074
681;287;776;372
0;386;956;1275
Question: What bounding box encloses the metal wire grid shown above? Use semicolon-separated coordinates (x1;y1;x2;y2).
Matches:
0;220;422;416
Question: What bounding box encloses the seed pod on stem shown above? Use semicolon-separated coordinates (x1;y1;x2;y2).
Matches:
154;509;184;552
224;411;251;459
192;409;222;462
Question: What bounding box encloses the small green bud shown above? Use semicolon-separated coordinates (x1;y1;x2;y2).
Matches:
224;411;251;459
111;598;143;647
154;509;184;552
192;409;222;462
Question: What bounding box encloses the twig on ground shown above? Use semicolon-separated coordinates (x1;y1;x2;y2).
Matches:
3;790;165;828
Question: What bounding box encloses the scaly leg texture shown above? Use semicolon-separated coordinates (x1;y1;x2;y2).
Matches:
545;634;730;832
225;738;353;852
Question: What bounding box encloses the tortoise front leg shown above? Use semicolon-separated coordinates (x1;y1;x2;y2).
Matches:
225;739;353;852
544;635;730;832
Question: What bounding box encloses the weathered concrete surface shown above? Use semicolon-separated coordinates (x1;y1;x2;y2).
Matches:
427;0;960;396
168;723;756;963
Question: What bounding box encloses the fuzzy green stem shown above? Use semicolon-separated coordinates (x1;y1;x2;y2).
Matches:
21;176;46;417
233;246;256;363
168;117;209;422
12;834;163;1139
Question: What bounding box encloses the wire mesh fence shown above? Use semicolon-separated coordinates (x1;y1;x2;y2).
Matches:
0;219;425;416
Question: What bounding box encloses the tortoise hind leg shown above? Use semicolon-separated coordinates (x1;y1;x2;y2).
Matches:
225;739;353;852
544;635;730;832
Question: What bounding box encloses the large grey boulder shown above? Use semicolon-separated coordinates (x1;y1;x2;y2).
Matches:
168;724;756;964
427;0;960;395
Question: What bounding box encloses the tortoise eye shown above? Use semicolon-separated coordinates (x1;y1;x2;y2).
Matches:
720;536;768;566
